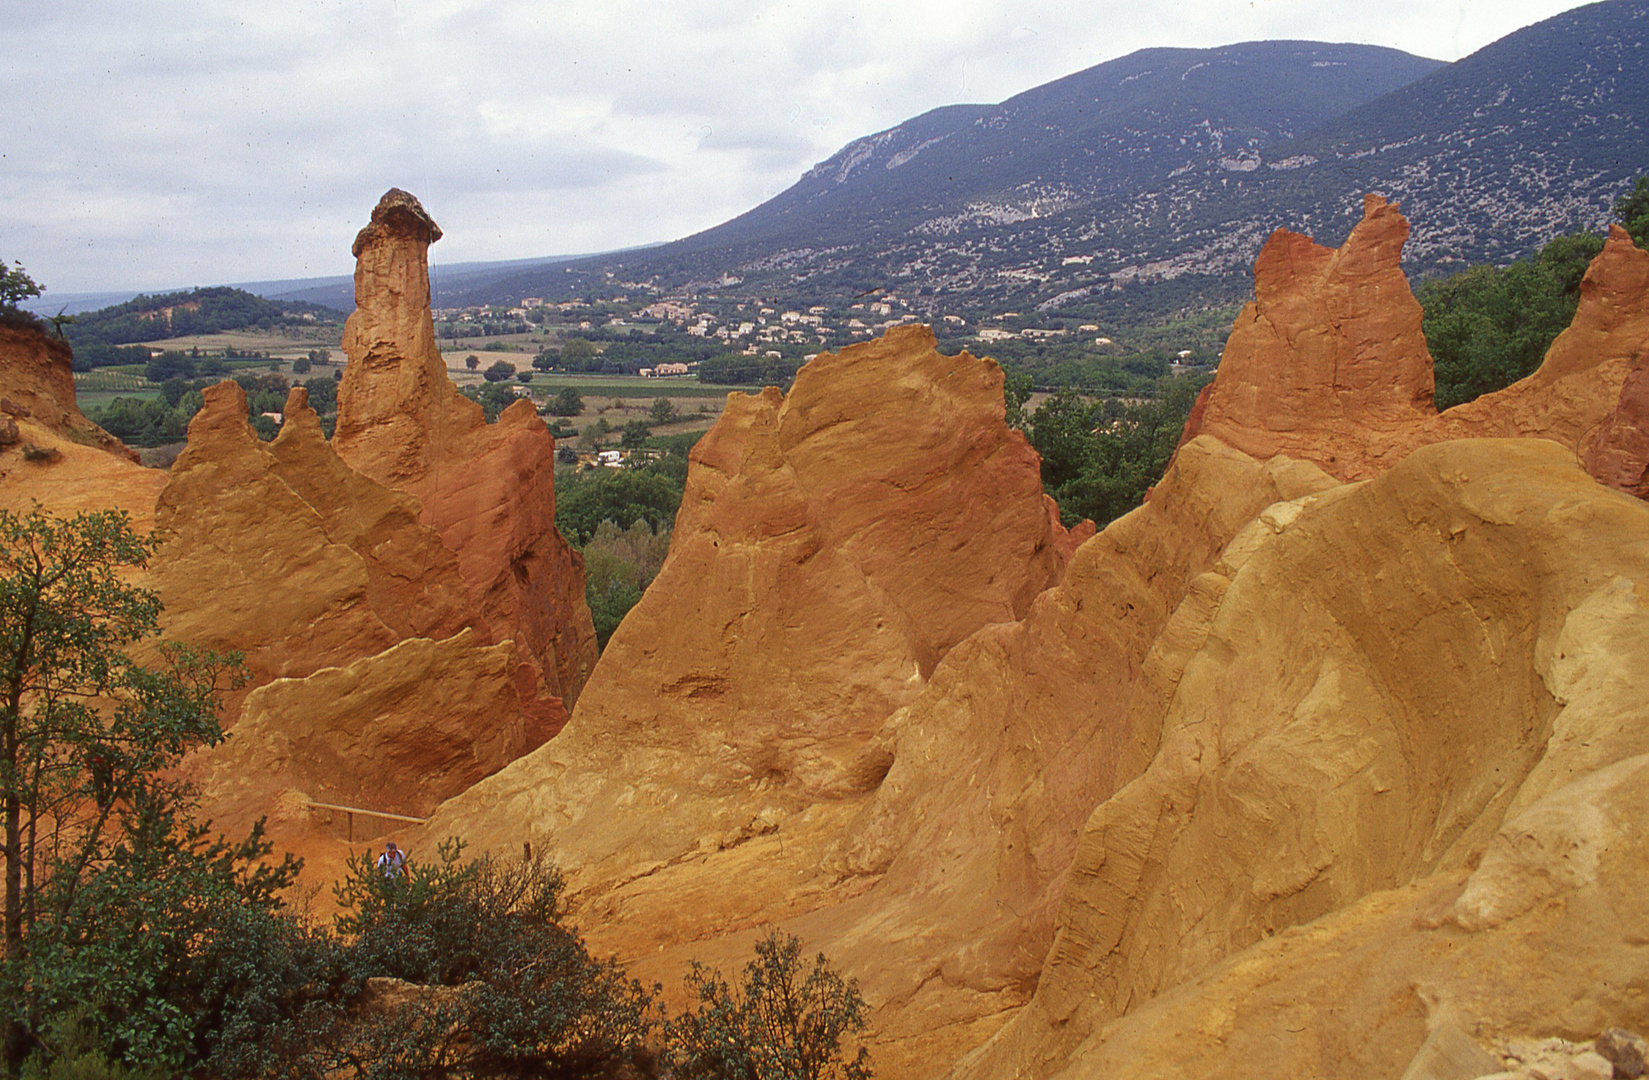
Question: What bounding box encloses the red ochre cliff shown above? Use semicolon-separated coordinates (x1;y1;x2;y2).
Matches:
332;189;596;709
0;192;596;872
413;195;1649;1080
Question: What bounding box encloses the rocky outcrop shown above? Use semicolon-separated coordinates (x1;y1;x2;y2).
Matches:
1179;202;1649;484
197;627;552;864
420;326;1086;897
332;189;596;708
0;318;137;461
0;318;163;522
1177;194;1437;479
157;381;566;855
956;438;1649;1080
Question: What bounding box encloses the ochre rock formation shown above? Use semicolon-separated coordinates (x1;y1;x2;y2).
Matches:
0;319;137;461
1179;203;1649;484
0;318;163;522
1177;194;1436;479
156;381;566;852
1586;357;1649;496
332;189;596;707
420;325;1085;896
956;439;1649;1080
406;197;1649;1080
196;627;551;866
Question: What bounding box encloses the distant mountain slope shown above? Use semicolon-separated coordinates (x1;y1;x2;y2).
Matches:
1214;0;1649;266
690;40;1441;252
478;39;1442;304
477;1;1647;320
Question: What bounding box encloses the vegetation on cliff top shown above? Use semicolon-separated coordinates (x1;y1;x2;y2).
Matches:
1418;175;1649;410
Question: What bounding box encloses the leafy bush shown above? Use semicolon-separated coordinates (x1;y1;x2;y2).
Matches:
1027;375;1207;529
666;931;871;1080
582;520;672;648
483;359;517;382
555;465;684;545
545;387;584;417
327;841;659;1079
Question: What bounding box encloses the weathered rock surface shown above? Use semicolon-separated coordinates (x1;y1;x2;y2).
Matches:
154;382;568;855
1177;194;1437;479
952;439;1649;1080
197;627;548;861
332;189;595;708
423;326;1085;887
412;198;1649;1080
0;319;163;522
1180;203;1649;484
416;331;1318;1074
0;319;137;461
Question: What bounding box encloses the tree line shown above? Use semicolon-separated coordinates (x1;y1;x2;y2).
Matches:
61;288;342;352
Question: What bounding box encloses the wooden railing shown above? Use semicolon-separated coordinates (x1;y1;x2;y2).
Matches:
306;801;428;842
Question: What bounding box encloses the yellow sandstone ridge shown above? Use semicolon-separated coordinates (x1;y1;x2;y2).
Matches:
956;438;1649;1080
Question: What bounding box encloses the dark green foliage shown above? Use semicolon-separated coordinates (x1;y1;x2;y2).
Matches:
1418;230;1603;409
461;381;521;422
483;360;517;382
544;388;584;417
559;338;597;367
581;520;671;649
0;508;259;1075
464;355;480;371
326;841;659;1079
63;289;339;349
1617;176;1649;250
291;358;312;375
144;351;197;384
516;371;534;384
1027;375;1208;529
648;398;676;425
698;354;799;386
665;931;871;1080
0;261;42;311
85;396;201;448
301;377;338;417
620;420;652;448
555;466;684;545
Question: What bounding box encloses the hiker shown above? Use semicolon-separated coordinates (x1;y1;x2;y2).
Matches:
377;840;406;880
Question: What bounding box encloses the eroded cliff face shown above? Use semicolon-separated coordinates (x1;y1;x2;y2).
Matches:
411;196;1649;1080
0;319;163;522
422;326;1086;895
959;439;1649;1080
1180;200;1649;483
156;380;565;862
0;194;593;878
333;188;596;708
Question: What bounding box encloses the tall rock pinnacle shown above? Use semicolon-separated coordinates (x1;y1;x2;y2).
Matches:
332;189;597;708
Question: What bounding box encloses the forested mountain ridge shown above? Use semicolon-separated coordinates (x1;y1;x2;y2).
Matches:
63;286;342;348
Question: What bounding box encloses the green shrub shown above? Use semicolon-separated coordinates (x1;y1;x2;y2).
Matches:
666;931;872;1080
327;841;660;1079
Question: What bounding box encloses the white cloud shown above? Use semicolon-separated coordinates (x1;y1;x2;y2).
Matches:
0;0;1594;292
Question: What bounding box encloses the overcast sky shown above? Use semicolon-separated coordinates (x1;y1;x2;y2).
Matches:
0;0;1594;294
